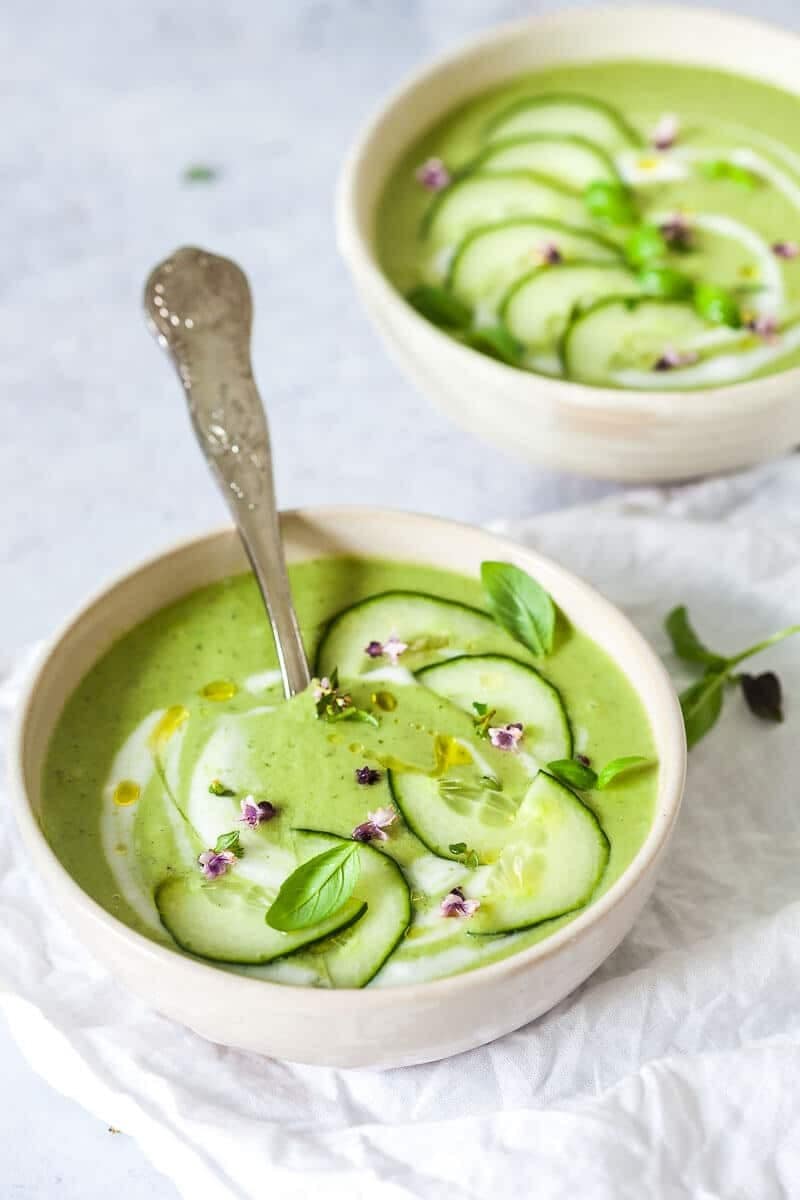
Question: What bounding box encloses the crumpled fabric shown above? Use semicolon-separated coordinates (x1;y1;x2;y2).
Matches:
1;457;799;1200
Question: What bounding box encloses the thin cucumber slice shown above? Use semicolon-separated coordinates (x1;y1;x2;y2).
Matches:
417;655;572;765
155;876;367;966
390;655;572;864
448;218;621;309
470;771;610;934
469;134;619;191
500;261;640;356
294;830;411;987
424;170;585;249
562;295;710;385
316;591;526;678
484;93;641;152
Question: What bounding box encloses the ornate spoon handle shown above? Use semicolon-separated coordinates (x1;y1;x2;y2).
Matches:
144;246;311;698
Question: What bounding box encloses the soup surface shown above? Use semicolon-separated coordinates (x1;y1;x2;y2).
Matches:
42;556;657;987
377;61;800;389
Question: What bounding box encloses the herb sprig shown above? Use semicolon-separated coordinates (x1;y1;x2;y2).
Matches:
481;561;556;657
547;756;651;791
266;842;361;931
666;606;799;747
312;668;379;728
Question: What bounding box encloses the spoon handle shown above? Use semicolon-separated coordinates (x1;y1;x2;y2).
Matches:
143;246;311;698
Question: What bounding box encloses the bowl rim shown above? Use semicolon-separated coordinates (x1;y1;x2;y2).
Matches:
335;2;800;409
9;506;686;1005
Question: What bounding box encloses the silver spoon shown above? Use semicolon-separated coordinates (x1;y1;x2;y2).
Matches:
143;246;311;698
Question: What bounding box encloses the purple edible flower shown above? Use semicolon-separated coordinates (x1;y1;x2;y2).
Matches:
198;849;236;879
772;241;799;260
659;213;693;250
352;805;396;843
488;722;524;751
576;753;592;767
355;765;382;786
239;795;277;827
364;633;408;666
538;241;562;265
651;113;679;151
415;157;450;192
440;886;480;919
653;347;699;372
746;313;780;343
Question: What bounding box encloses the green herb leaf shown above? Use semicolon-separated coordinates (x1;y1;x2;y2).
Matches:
471;700;497;738
584;180;637;226
596;756;651;789
209;779;235;797
214;830;244;858
625;223;669;266
464;325;523;366
680;673;726;749
665;606;727;669
547;758;598;790
448;842;480;869
481;775;503;792
266;843;360;931
406;285;471;330
481;561;556;657
700;159;760;189
693;282;742;328
472;701;489;716
638;266;694;300
183;163;219;184
740;672;783;722
449;842;468;855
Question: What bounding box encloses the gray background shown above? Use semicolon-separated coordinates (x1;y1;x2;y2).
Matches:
4;0;798;1194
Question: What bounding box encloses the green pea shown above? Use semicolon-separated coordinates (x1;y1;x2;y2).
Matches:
626;224;669;266
583;180;637;226
638;266;694;300
693;282;742;328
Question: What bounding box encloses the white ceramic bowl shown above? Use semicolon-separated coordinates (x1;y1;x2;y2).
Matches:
10;509;686;1068
337;5;800;483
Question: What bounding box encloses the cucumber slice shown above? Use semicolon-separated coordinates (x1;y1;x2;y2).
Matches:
469;134;619;191
448;218;621;308
390;655;572;864
562;295;710;385
316;591;526;678
500;261;640;357
485;93;641;152
294;831;411;987
471;771;609;934
417;655;572;765
424;171;585;249
155;876;367;966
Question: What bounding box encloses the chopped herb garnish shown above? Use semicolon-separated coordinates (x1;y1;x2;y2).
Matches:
481;561;556;657
700;159;760;189
311;668;379;728
472;700;497;738
665;606;799;747
209;779;235;797
448;842;481;869
266;842;360;931
214;830;244;857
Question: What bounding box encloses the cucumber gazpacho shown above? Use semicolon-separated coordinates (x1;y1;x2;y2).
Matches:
378;61;800;389
41;557;657;988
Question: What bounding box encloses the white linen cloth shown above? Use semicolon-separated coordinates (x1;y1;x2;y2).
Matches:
2;457;799;1200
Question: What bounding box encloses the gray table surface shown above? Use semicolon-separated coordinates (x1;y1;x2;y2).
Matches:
5;0;799;1194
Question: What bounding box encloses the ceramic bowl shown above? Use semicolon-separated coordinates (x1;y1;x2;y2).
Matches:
336;5;800;483
10;509;686;1068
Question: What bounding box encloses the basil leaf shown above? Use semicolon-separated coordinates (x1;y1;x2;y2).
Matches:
481;561;556;657
596;756;651;789
266;842;360;931
680;673;726;749
547;759;598;790
214;830;244;857
665;606;726;668
740;672;783;722
406;285;470;330
464;326;523;366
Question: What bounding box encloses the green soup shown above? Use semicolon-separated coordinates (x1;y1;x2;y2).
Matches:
42;557;657;988
377;61;800;389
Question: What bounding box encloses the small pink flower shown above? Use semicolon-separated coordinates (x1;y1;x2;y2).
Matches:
651;113;679;151
364;633;408;666
772;241;799;260
746;313;780;343
312;676;332;703
198;849;236;879
440;887;480;918
659;213;693;250
415;157;450;191
488;722;524;751
538;241;562;265
653;347;699;371
352;805;397;843
239;796;277;827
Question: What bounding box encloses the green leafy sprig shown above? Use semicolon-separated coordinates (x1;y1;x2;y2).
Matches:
266;842;361;931
481;561;556;657
666;606;799;748
449;842;481;869
471;700;497;739
313;668;379;728
547;756;651;791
